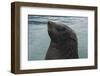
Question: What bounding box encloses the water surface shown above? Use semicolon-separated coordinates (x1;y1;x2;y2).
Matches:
28;15;88;60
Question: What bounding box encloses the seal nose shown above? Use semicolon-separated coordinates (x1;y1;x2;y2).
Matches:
48;21;55;30
48;21;51;24
48;21;54;26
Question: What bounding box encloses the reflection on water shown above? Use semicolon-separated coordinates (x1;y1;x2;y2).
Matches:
28;15;88;60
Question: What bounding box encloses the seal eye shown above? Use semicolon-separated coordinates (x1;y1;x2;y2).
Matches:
56;27;66;31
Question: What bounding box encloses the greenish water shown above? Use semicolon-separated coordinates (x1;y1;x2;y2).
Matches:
28;15;88;60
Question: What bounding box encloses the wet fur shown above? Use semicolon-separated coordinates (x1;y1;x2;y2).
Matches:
45;21;79;60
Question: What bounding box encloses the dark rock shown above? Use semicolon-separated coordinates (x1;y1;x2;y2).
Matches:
45;21;79;60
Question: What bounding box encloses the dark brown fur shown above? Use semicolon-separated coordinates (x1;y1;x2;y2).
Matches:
45;21;79;60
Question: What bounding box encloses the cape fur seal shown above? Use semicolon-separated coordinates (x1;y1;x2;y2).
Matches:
45;21;79;60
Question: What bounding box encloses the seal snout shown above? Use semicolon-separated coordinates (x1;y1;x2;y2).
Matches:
48;21;57;29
